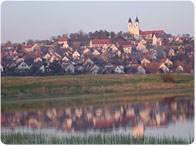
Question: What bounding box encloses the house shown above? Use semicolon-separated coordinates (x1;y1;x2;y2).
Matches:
116;50;122;57
8;62;16;69
75;65;84;73
62;63;75;74
16;58;24;64
83;58;94;67
22;44;38;52
110;44;118;52
127;64;146;74
136;40;148;53
160;58;173;67
0;64;3;73
58;37;69;48
72;50;80;59
43;53;51;60
104;63;114;74
34;57;42;63
123;47;132;54
141;58;151;65
62;56;69;62
89;39;112;48
152;34;163;46
3;44;13;50
83;48;91;54
49;55;59;63
129;60;139;67
39;64;45;73
117;41;132;54
113;65;124;74
54;52;62;59
159;63;170;73
15;61;30;71
90;64;102;74
135;65;146;74
1;62;7;73
92;50;100;56
168;48;175;57
176;65;184;73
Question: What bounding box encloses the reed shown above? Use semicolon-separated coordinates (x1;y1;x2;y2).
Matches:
1;132;194;144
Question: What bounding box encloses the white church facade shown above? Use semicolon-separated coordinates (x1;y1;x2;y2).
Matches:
128;17;165;40
128;17;140;37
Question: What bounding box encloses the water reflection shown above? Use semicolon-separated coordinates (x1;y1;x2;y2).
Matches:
1;98;194;138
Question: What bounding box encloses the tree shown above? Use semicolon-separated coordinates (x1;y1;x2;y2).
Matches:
26;39;34;45
62;33;68;37
110;31;116;39
49;60;62;75
117;31;123;39
6;40;12;45
70;33;77;41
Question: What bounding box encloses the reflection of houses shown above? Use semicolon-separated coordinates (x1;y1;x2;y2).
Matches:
2;99;193;135
75;108;83;119
62;118;72;131
133;122;144;138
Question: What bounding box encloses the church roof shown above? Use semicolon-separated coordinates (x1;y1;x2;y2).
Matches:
128;17;132;23
140;30;164;35
135;17;139;22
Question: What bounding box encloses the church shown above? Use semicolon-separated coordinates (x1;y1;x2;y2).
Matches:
128;17;164;39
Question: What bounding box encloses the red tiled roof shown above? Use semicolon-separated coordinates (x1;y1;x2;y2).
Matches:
91;39;111;44
16;61;23;68
117;41;132;46
16;53;23;57
131;60;139;64
58;37;68;42
160;58;169;63
4;45;13;48
142;54;153;59
22;45;34;49
140;30;164;35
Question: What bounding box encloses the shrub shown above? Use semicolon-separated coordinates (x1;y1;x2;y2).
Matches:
162;74;176;83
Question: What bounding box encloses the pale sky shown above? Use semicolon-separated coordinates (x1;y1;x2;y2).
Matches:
1;1;194;43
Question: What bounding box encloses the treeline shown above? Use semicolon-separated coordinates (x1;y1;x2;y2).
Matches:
4;30;135;46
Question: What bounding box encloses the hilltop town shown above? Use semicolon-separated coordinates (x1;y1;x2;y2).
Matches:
1;17;194;76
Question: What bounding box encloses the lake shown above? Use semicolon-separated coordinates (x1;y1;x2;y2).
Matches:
1;98;194;139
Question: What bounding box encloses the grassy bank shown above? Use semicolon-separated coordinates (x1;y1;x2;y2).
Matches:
1;74;194;110
1;132;193;144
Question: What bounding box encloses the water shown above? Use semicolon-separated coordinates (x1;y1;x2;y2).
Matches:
1;98;194;139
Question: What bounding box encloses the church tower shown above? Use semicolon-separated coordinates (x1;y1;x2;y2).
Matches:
128;17;132;34
128;16;140;37
134;17;140;36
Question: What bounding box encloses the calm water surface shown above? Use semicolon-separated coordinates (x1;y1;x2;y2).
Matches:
1;98;194;139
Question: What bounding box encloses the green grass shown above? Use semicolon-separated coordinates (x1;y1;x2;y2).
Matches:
1;132;194;144
1;74;194;110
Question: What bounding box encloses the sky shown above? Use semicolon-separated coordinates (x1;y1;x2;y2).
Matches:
1;1;194;43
